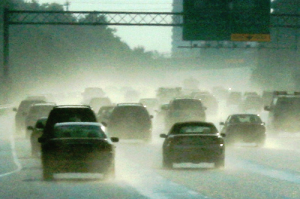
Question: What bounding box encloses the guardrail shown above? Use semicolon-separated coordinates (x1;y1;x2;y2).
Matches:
0;104;13;115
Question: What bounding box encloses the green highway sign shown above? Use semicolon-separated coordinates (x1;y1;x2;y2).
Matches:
183;0;271;41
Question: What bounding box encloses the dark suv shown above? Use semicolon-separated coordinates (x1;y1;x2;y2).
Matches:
38;105;98;180
40;105;97;140
106;103;153;142
164;98;206;130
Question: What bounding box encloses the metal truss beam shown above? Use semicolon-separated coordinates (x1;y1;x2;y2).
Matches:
6;10;300;28
7;10;183;26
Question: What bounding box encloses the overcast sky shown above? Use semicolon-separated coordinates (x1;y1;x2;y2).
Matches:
37;0;173;54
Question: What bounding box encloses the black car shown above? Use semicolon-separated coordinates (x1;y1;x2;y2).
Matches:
160;121;225;169
13;99;46;134
220;114;266;147
96;105;115;124
25;103;56;138
27;117;47;157
39;122;118;180
164;98;206;130
106;103;153;142
40;105;97;140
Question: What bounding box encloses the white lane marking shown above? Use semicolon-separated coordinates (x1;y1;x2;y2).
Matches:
230;158;300;184
117;159;210;199
0;134;22;177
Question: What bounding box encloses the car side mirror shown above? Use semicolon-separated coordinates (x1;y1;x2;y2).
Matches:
27;126;34;131
160;134;167;138
111;137;119;142
36;122;45;129
264;106;271;111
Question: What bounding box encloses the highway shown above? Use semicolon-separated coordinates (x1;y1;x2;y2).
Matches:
1;111;300;199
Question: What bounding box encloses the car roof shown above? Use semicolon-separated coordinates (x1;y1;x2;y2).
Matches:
172;121;216;127
116;103;144;106
230;114;260;117
53;105;92;109
30;102;56;107
54;122;102;127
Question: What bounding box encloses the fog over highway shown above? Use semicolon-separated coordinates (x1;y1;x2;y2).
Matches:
1;102;300;199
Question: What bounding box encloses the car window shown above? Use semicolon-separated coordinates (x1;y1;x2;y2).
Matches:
171;100;203;110
179;126;213;134
53;125;106;138
230;115;262;123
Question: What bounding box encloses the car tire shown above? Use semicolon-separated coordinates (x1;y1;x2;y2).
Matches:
162;153;173;169
256;138;265;148
214;158;225;169
43;166;54;181
103;163;115;180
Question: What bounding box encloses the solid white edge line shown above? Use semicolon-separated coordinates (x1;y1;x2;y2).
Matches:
0;133;22;178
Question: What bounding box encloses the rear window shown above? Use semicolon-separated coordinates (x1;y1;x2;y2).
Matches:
111;106;149;119
179;126;215;134
172;123;218;134
53;125;106;138
171;100;203;110
50;109;97;123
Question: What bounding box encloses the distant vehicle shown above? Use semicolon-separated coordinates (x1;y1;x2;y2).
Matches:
25;103;56;138
226;92;242;106
139;98;159;114
82;87;105;104
25;95;48;101
240;95;263;113
106;103;153;142
220;114;266;147
212;86;229;100
160;121;225;169
96;105;115;124
193;92;218;117
13;99;46;134
39;105;97;140
27;117;47;157
154;103;169;125
39;122;118;180
264;92;300;133
262;91;273;106
156;87;182;104
164;98;206;130
89;97;112;113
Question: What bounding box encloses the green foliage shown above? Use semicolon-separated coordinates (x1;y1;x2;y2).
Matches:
0;0;165;92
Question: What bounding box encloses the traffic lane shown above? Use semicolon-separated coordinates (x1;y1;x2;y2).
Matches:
12;138;207;199
2;138;148;199
0;113;21;176
117;140;300;199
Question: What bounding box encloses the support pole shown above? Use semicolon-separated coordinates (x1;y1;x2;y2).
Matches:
3;8;10;103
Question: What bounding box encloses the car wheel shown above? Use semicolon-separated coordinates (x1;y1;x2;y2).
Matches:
43;166;53;181
163;153;173;169
103;163;115;180
256;139;265;148
214;158;225;169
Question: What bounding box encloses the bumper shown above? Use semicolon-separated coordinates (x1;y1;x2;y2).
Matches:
168;145;225;163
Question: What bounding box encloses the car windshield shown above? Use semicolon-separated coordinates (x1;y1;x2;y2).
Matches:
53;125;106;138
